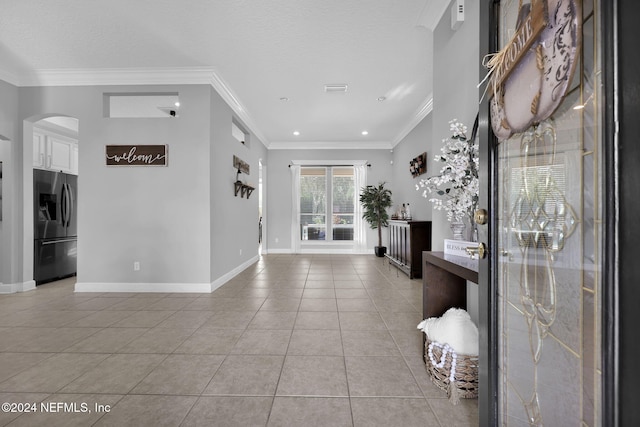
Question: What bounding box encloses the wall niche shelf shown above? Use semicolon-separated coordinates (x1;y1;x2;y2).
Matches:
234;181;255;199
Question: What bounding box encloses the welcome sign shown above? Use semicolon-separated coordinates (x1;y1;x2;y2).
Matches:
106;145;167;166
488;0;581;140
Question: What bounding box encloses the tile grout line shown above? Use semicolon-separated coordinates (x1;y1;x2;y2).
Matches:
263;259;308;426
0;255;475;426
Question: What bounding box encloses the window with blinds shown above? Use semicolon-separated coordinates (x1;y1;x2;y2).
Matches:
508;154;568;250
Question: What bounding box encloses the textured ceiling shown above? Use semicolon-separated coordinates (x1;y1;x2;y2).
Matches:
0;0;447;147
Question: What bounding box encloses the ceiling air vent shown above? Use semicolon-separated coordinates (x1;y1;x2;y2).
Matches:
324;84;348;93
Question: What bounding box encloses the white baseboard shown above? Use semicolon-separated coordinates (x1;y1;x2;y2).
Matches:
74;255;261;294
0;280;36;294
300;248;350;254
265;248;371;255
210;255;260;291
266;248;293;254
74;282;213;293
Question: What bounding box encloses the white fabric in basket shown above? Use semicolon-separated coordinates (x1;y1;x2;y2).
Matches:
417;308;478;356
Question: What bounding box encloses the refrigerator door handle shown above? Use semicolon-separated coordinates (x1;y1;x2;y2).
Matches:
65;183;71;228
61;183;69;227
66;183;71;227
60;183;66;227
67;182;74;228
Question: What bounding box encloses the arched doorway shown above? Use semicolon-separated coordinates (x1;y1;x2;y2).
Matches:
24;115;79;287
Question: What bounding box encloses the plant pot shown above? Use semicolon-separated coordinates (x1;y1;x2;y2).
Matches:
374;246;387;257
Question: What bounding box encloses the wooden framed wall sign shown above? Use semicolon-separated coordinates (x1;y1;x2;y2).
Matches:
106;145;168;166
233;155;250;174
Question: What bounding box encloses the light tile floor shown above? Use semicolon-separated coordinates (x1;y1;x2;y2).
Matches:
0;254;478;426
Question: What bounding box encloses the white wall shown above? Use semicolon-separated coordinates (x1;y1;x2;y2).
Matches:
266;148;393;253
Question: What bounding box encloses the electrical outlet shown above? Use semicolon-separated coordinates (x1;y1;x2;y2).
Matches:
133;261;140;271
275;237;279;243
239;249;243;256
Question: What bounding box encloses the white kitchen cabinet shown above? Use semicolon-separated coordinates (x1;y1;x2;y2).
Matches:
33;129;78;175
48;135;74;173
32;131;47;169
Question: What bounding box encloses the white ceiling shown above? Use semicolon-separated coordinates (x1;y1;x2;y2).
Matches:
0;0;450;148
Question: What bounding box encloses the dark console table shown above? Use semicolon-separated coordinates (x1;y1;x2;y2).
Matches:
385;220;432;278
422;251;478;361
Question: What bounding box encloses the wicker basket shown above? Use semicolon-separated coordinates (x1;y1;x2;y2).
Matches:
424;337;479;404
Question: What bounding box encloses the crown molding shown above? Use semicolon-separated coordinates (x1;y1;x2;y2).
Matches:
269;140;392;150
391;95;433;147
0;66;430;152
0;67;21;87
3;66;270;149
207;71;269;148
15;67;217;87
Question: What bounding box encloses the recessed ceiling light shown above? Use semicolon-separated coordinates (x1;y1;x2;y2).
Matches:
293;131;300;136
361;131;369;136
377;96;386;102
174;101;180;107
280;97;289;102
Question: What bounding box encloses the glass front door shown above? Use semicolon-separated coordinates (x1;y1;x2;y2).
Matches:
492;1;602;425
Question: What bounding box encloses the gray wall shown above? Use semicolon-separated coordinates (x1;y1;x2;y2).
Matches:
19;85;214;286
266;148;393;253
391;114;434;222
1;2;480;290
210;87;267;279
430;0;479;251
2;82;265;291
432;1;480;323
390;0;479;250
389;2;479;323
0;79;19;288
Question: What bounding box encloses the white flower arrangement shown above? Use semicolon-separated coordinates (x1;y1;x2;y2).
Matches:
416;119;479;223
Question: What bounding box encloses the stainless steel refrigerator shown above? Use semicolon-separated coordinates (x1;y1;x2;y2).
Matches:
34;169;78;284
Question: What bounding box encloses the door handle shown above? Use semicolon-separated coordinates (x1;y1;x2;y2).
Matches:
67;183;74;228
466;243;487;259
61;184;66;226
474;209;488;225
62;183;70;227
65;183;70;227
